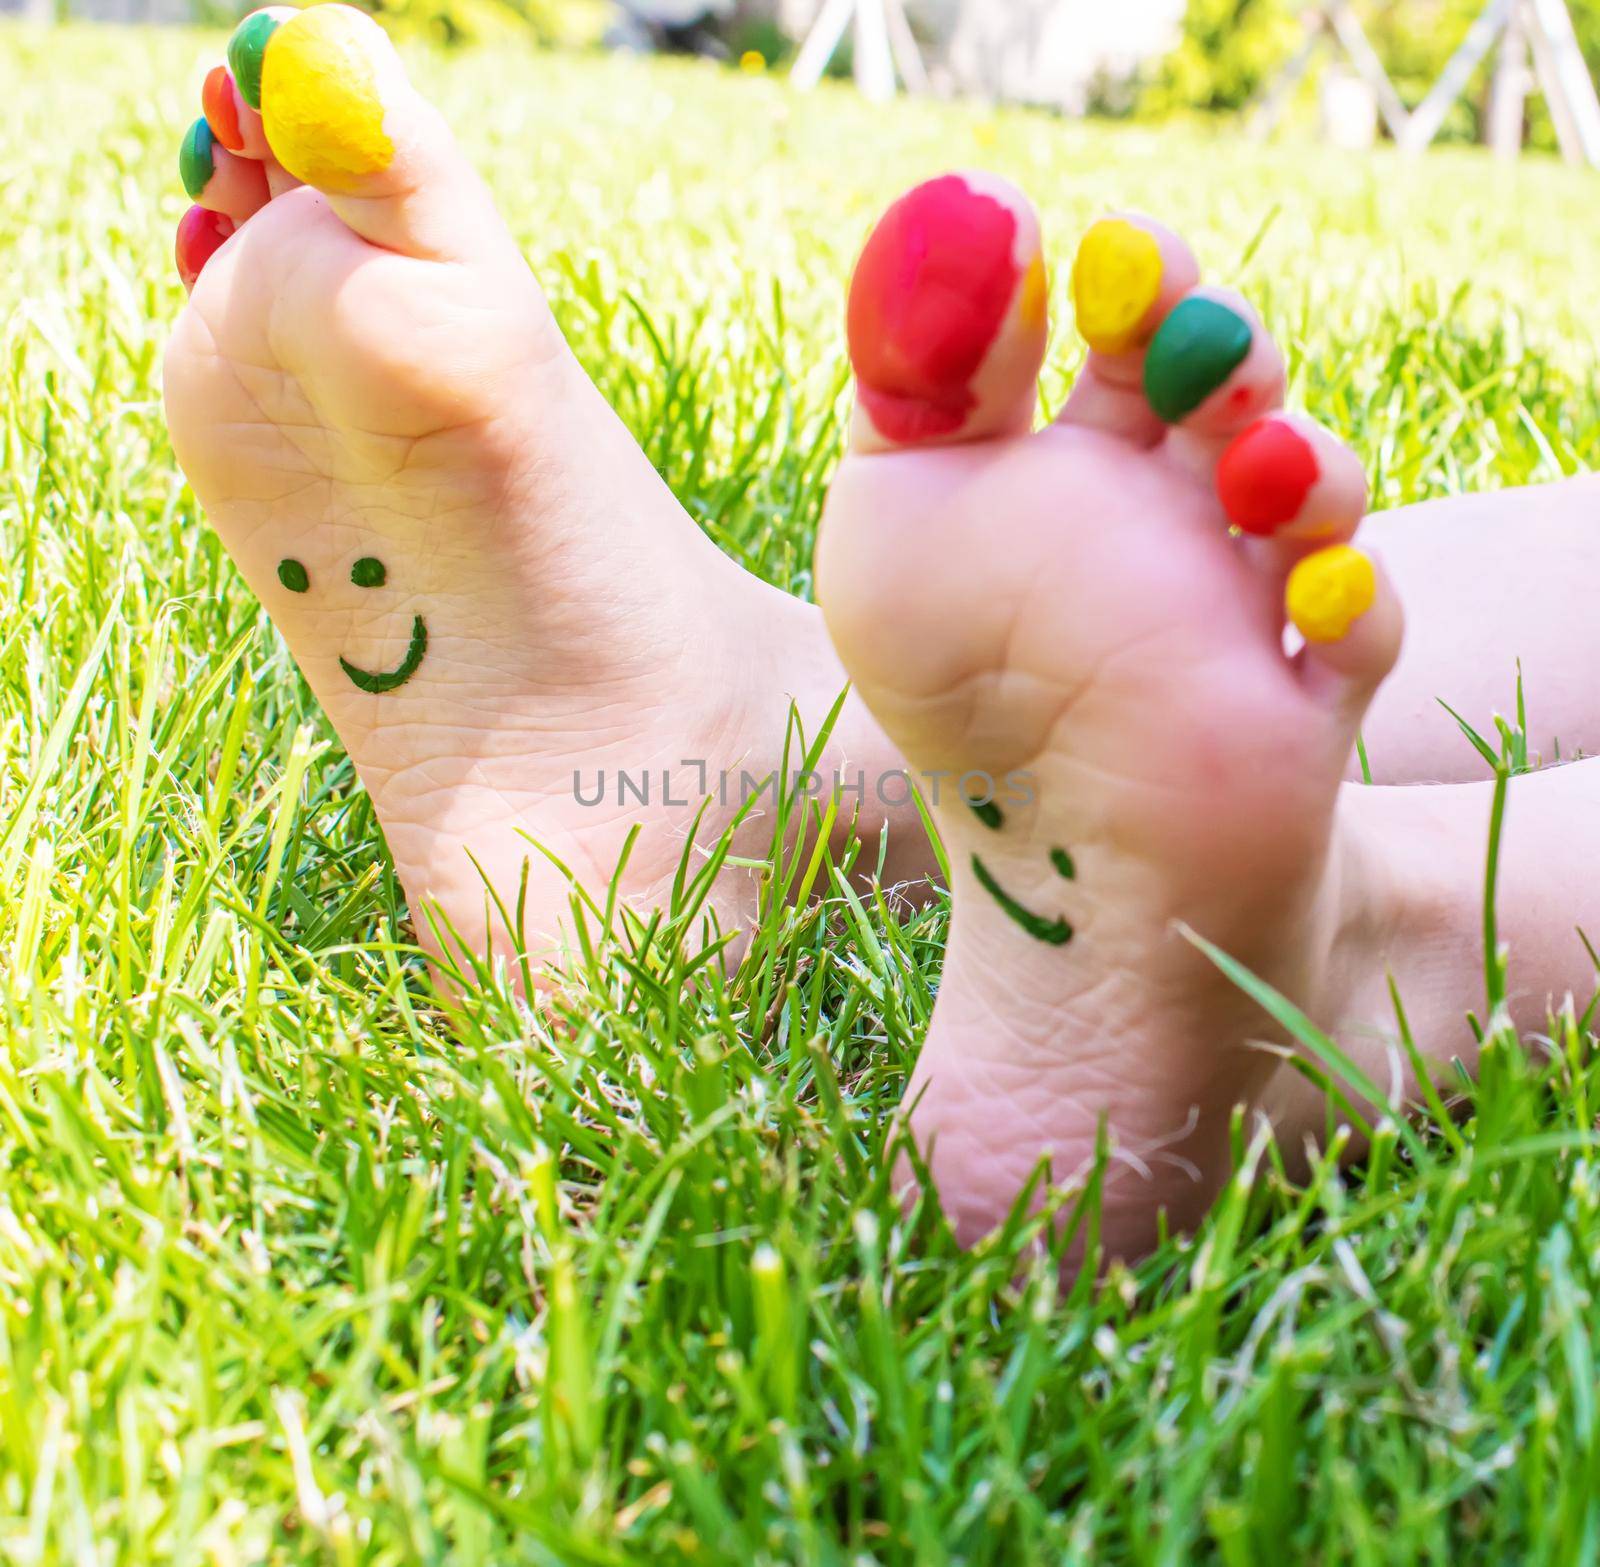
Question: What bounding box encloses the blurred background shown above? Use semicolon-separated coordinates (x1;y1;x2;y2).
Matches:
4;0;1599;160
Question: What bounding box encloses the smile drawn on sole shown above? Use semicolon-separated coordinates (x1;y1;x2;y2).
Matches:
970;851;1076;946
341;613;429;693
277;555;429;692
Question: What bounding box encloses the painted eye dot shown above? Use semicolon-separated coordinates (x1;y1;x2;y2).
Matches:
278;559;309;593
967;796;1003;831
351;557;387;588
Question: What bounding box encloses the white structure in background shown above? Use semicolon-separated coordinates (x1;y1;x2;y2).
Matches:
791;0;926;99
1255;0;1600;164
791;0;1186;111
939;0;1185;111
1404;0;1600;162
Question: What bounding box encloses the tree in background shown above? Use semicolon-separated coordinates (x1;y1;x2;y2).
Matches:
1144;0;1600;149
1142;0;1299;113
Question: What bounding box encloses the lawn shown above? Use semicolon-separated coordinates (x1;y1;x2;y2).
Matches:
5;20;1600;1563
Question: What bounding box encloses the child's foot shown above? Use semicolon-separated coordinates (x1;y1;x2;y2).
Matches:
167;8;914;971
818;177;1403;1258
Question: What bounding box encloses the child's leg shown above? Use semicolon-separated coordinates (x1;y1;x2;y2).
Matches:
1360;476;1600;781
1263;756;1600;1149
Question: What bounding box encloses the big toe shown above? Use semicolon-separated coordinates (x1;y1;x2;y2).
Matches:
846;172;1049;453
231;4;503;261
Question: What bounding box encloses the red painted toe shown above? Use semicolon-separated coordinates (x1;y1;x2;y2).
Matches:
1215;416;1319;535
847;175;1025;447
175;205;236;293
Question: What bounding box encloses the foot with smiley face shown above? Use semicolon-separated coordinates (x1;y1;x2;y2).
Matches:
817;176;1404;1260
166;6;926;973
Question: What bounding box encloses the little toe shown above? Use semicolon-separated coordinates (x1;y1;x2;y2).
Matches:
846;172;1049;453
174;205;236;294
1286;544;1404;713
1057;213;1199;446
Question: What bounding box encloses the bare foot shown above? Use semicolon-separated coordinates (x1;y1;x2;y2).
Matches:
817;176;1404;1258
165;7;918;972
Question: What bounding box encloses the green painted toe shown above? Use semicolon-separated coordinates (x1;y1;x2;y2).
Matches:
1143;297;1253;424
178;117;216;201
227;11;282;111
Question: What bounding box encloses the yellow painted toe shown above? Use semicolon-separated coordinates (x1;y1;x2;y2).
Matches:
1286;545;1377;644
261;4;397;193
1071;219;1163;355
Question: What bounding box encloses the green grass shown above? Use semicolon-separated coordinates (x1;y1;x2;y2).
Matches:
4;21;1600;1563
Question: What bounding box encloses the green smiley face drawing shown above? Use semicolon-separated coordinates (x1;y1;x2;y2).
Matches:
277;555;429;693
966;796;1077;947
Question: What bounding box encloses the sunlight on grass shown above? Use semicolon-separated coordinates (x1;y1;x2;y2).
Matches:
3;20;1600;1561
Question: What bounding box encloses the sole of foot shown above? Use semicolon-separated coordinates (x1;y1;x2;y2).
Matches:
167;8;913;979
817;174;1403;1261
